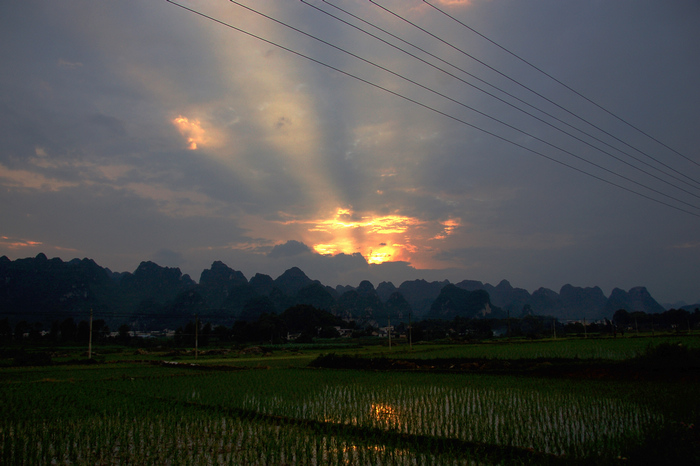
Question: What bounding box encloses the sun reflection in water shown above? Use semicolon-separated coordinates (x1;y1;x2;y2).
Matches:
370;403;401;429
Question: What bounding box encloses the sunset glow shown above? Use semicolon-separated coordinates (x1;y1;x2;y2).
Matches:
371;403;401;429
308;208;420;264
433;218;461;240
310;208;419;234
0;236;43;250
172;115;206;150
0;164;78;191
2;0;696;304
367;245;397;265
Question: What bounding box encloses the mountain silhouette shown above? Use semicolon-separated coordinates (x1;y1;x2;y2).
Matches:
0;254;675;329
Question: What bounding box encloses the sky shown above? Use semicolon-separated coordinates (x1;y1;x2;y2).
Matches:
1;0;699;305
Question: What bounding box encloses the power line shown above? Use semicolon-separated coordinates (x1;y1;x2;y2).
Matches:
317;0;700;194
303;0;700;200
229;0;700;212
369;0;700;186
164;1;700;218
421;0;700;171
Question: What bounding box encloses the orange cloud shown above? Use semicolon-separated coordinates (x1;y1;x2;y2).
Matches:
434;0;473;5
0;163;78;191
0;237;79;257
413;0;474;14
243;208;462;268
172;115;207;150
0;236;43;250
307;208;423;264
367;244;399;265
432;218;461;240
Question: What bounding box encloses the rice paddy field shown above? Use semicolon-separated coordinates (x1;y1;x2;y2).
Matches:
1;335;699;465
378;334;700;360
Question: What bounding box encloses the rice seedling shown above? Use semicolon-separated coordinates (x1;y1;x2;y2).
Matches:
384;335;700;361
239;380;660;458
2;338;697;464
0;403;495;465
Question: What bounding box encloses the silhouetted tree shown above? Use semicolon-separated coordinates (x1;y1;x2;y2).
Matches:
175;321;197;347
59;318;78;342
613;309;631;328
279;304;344;335
200;322;212;347
93;319;109;342
662;308;690;332
77;320;90;343
49;321;60;342
28;322;43;342
318;326;340;339
14;321;30;341
0;318;12;343
520;315;545;338
213;325;232;342
564;321;585;336
256;313;286;344
231;321;249;343
117;324;131;342
69;318;108;343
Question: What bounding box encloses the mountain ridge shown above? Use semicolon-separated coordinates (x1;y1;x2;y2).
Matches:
0;254;687;329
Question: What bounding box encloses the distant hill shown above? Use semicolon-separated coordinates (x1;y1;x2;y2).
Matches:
428;285;497;320
681;303;700;312
604;287;665;316
0;254;670;329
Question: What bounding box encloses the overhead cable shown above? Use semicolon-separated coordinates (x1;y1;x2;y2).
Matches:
164;0;700;218
422;0;700;170
231;0;700;212
304;0;700;199
369;0;700;186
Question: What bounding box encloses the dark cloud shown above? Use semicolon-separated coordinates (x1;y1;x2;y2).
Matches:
87;114;127;137
1;0;699;304
268;240;312;258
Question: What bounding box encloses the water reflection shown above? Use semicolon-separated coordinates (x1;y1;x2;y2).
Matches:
371;403;400;429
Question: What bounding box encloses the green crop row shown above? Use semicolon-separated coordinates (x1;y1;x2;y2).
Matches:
379;334;700;361
2;337;698;464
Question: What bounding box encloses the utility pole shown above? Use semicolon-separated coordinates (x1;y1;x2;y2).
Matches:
88;308;93;359
507;308;511;342
388;315;391;349
408;310;412;351
195;314;199;360
583;318;587;339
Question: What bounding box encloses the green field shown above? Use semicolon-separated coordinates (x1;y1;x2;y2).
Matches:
378;334;700;360
1;335;699;465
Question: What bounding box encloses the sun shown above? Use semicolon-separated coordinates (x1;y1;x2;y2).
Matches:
368;245;397;264
309;208;418;264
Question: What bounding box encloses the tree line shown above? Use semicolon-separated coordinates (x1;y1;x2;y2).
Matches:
1;305;698;348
